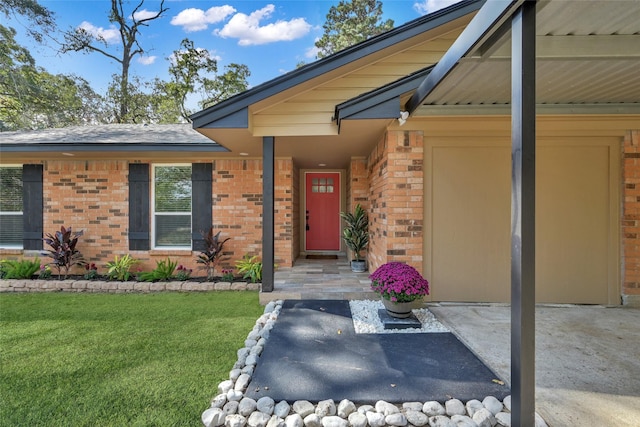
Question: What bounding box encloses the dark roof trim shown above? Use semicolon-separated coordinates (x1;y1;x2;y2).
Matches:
405;0;521;113
334;66;434;128
190;0;484;130
0;142;229;153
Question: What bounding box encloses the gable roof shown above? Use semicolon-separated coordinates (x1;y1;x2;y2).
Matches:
190;0;484;131
188;1;483;168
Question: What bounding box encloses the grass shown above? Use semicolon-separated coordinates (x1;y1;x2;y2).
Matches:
0;291;264;426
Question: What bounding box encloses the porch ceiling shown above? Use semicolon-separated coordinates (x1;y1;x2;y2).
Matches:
196;119;390;170
409;0;640;115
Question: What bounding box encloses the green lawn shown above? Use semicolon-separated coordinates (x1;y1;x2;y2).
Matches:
0;291;263;426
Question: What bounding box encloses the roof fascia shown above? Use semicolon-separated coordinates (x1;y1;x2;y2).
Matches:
191;0;485;130
335;67;434;127
0;142;229;153
405;0;522;114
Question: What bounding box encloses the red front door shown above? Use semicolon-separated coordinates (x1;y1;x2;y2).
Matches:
305;172;340;251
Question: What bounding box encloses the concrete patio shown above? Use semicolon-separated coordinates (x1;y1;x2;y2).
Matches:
261;257;640;426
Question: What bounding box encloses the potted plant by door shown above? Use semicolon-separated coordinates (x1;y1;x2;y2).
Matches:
340;204;369;272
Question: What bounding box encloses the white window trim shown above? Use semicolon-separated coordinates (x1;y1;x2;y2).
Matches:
151;164;192;250
0;165;23;249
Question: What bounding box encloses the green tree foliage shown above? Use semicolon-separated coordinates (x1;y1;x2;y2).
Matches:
0;0;56;43
62;0;168;123
151;38;250;122
0;24;107;130
315;0;394;59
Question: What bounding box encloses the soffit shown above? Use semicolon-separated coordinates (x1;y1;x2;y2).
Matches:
413;0;640;114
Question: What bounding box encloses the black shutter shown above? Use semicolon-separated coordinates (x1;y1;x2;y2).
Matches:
191;163;212;251
22;164;43;250
128;164;150;250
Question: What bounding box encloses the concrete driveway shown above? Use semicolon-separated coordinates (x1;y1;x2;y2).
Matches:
429;304;640;427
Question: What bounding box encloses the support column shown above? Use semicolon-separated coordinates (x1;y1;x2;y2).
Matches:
511;1;536;426
262;136;275;292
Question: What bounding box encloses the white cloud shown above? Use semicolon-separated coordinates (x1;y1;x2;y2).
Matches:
137;55;157;65
132;9;159;21
305;39;320;59
215;4;311;46
78;21;120;43
414;0;461;15
171;5;236;32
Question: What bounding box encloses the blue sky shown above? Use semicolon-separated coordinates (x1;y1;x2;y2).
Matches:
11;0;460;102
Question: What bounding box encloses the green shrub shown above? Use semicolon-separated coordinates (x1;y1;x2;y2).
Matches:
0;258;41;279
105;254;139;281
236;254;263;283
138;258;177;282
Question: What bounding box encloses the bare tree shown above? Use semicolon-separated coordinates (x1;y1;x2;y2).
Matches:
62;0;168;123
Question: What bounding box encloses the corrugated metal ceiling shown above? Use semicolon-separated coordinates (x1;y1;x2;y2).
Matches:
419;0;640;111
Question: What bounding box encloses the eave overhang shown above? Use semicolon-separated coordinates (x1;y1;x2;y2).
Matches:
0;142;227;153
334;66;434;129
190;0;485;130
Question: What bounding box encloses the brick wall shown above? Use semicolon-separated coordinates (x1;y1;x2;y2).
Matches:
623;130;640;302
367;131;424;274
212;158;294;271
367;133;389;270
6;158;295;278
43;160;130;272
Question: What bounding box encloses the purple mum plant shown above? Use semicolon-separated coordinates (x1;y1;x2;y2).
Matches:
370;262;430;303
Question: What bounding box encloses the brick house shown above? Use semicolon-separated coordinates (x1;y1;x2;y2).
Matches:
1;0;639;306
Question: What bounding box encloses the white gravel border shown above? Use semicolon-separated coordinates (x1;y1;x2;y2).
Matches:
349;300;450;334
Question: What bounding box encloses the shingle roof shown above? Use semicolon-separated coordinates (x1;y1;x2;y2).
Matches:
0;124;226;153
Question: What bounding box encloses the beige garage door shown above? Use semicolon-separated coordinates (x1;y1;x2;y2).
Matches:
428;138;619;304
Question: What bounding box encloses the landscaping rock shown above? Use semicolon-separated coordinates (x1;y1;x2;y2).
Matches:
423;401;446;416
203;407;227;427
495;412;510;427
385;413;407;426
219;380;234;394
321;415;348;427
365;411;386;427
427;415;456;427
445;399;465;416
274;401;291;418
239;398;258;416
292;401;315;418
449;414;478;427
227;390;243;402
266;415;285;427
465;400;484;417
482;397;503;416
303;413;322;427
284;413;304;427
403;402;423;412
471;408;495;427
375;400;399;416
224;401;239;415
347;412;368;427
211;394;227;409
226;414;247;427
257;397;275;415
405;409;429;426
235;374;251;392
248;412;271;427
315;399;336;417
337;399;356;418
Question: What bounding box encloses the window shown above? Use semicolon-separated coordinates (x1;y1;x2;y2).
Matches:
153;165;192;248
311;177;334;193
0;166;23;248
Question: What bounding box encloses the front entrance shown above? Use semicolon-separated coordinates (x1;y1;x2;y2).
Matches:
305;172;340;251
